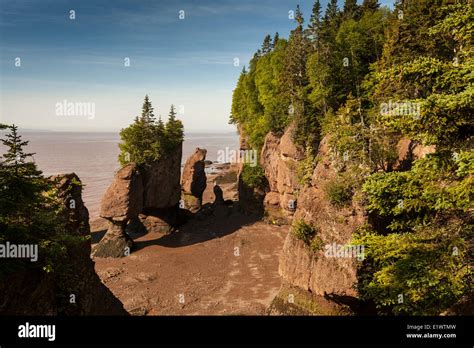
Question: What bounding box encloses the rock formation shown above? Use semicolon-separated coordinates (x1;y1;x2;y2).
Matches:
181;148;207;212
260;124;303;224
278;136;365;303
94;144;183;256
0;173;127;315
142;145;182;211
93;163;143;258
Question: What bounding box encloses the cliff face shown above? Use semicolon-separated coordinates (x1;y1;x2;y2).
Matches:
269;134;436;310
278;136;365;299
260;125;303;224
0;174;127;315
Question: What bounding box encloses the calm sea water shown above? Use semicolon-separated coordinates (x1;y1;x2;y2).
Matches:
8;131;239;218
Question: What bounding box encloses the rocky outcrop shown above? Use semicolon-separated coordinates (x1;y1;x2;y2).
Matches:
260;124;303;224
94;144;183;257
99;163;144;222
93;163;143;258
50;173;90;238
0;174;127;315
181;148;207;213
278;136;366;303
143;145;182;211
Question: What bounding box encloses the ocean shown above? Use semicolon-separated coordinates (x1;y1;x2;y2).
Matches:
5;131;239;218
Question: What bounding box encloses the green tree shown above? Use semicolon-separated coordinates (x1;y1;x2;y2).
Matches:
343;0;360;20
119;96;184;166
141;94;155;124
165;104;184;150
261;34;272;54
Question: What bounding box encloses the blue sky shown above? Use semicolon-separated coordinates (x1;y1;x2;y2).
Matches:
0;0;393;132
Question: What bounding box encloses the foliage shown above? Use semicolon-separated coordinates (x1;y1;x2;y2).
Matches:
353;222;472;315
324;176;353;208
118;96;184;166
292;219;316;244
0;125;85;281
231;0;473;315
240;163;266;189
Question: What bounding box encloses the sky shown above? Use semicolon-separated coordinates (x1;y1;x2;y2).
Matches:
0;0;393;132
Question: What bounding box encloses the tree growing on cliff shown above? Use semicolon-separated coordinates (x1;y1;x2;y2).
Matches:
119;96;184;166
0;124;48;218
0;125;84;281
165;104;184;151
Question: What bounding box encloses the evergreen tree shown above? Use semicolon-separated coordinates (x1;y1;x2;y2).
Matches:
324;0;339;24
295;4;304;26
343;0;360;19
165;104;184;150
307;0;322;46
272;32;280;48
141;94;155;124
119;96;183;166
361;0;380;12
0;124;48;218
261;34;272;54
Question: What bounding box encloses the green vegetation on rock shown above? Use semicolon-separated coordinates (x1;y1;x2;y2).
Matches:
119;96;184;166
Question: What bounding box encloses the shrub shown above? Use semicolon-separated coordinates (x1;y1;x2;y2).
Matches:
310;236;324;252
325;178;353;207
240;163;266;189
292;219;316;244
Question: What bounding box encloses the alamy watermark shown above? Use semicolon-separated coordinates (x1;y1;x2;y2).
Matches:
0;241;38;262
324;242;365;261
217;147;258;167
380;100;421;119
55;99;95;120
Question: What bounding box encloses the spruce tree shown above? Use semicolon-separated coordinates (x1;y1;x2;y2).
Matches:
261;34;272;54
0;124;47;218
307;0;322;45
141;94;155;124
324;0;339;24
343;0;360;19
295;5;304;26
165;105;184;150
1;124;37;175
272;32;279;48
361;0;380;12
